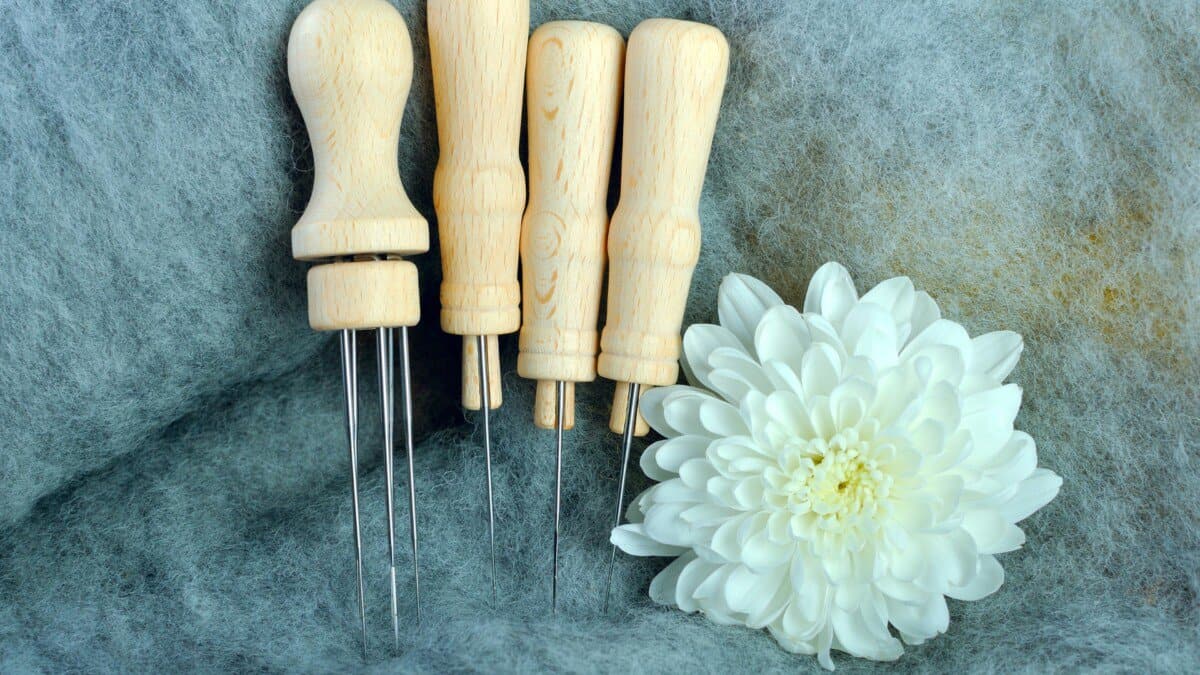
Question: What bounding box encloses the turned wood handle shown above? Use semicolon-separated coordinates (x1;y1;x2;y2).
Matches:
518;21;623;429
428;0;528;409
288;0;427;331
597;19;729;433
429;0;528;337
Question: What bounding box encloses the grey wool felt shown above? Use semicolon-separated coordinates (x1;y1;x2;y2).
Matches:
1;0;1198;672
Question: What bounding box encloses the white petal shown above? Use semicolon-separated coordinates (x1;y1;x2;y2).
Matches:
998;468;1062;522
675;557;720;612
860;276;915;321
804;262;859;326
886;593;948;643
907;290;942;339
611;523;687;556
641;436;709;479
681;323;745;390
643;502;700;547
707;347;775;401
801;343;843;398
718;273;784;350
649;553;692;606
946;555;1004;601
832;606;904;661
840;302;901;368
740;528;794;572
901;318;971;363
754;304;812;371
970;330;1023;381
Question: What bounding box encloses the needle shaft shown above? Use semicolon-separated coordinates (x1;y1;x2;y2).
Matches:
376;327;400;653
339;329;368;657
552;380;565;613
399;327;421;622
476;335;498;602
603;381;641;613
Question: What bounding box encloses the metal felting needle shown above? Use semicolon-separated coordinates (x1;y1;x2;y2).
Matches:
287;0;428;654
518;21;624;612
595;19;730;611
428;0;530;602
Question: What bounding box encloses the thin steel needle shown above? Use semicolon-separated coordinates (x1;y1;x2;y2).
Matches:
376;327;400;653
476;335;498;603
552;380;565;613
603;382;641;613
339;329;368;658
399;327;421;622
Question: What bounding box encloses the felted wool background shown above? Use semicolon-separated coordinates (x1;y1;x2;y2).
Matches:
1;0;1197;671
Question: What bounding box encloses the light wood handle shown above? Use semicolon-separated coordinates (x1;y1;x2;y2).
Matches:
597;19;729;414
534;381;575;430
429;0;528;408
429;0;528;337
518;22;624;428
462;335;502;411
609;381;649;435
288;0;427;330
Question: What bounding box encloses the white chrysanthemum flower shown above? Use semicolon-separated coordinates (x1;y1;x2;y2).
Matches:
612;262;1062;669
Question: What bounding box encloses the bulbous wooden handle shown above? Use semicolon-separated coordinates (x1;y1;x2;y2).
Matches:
518;21;624;428
288;0;427;262
597;19;729;431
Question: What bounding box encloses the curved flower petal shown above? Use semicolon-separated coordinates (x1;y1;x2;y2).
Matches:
719;273;784;350
970;330;1023;381
804;262;859;326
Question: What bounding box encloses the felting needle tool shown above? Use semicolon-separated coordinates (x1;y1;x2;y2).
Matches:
288;0;427;654
597;19;729;611
518;21;624;612
428;0;529;602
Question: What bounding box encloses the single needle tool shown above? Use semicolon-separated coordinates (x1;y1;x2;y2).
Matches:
288;0;427;653
428;0;530;601
518;22;624;612
596;19;729;611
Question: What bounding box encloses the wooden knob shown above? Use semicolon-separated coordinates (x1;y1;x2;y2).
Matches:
288;0;428;331
597;19;729;415
518;22;624;428
429;0;528;408
609;382;650;436
534;381;575;430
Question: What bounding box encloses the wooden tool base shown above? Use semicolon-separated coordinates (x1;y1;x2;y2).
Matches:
533;380;575;430
608;381;650;436
461;335;502;410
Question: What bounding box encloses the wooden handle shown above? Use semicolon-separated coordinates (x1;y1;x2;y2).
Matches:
518;22;624;428
288;0;427;330
429;0;528;338
609;382;650;436
429;0;528;408
534;381;575;430
462;335;502;411
597;19;729;400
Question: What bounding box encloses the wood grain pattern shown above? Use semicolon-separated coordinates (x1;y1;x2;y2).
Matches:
518;21;623;428
288;0;427;261
428;0;528;408
597;19;728;431
461;334;502;410
308;259;419;330
608;381;649;436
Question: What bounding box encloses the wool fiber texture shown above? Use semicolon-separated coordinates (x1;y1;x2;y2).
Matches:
1;0;1197;671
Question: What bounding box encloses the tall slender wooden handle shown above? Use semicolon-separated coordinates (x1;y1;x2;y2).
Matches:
518;21;624;430
428;0;528;409
288;0;427;330
597;19;729;432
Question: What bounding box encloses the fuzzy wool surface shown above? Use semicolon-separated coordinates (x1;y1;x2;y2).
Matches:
1;0;1197;672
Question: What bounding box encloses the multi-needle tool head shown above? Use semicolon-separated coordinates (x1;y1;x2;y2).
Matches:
518;21;624;612
288;0;427;654
428;0;530;602
595;18;730;611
